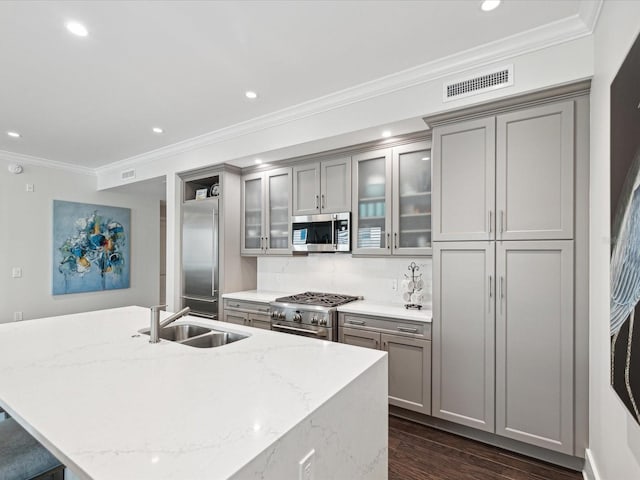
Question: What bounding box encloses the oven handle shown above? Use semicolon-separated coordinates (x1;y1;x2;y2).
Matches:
271;323;327;337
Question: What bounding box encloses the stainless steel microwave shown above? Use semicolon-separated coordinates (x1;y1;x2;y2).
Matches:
291;212;350;252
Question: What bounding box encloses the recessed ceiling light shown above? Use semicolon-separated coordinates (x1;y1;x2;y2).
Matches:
382;130;392;138
7;131;21;138
65;21;89;37
152;127;164;134
480;0;501;12
245;91;258;100
255;158;263;164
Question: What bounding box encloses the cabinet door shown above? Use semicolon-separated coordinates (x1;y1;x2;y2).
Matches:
241;172;265;255
495;241;574;453
496;102;574;240
352;149;392;255
320;157;351;213
382;334;431;415
224;311;248;326
248;314;272;330
340;327;380;349
432;242;495;432
293;162;320;215
432;117;495;241
265;167;293;254
392;141;432;255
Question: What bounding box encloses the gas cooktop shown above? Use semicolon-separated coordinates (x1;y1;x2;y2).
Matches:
274;292;360;308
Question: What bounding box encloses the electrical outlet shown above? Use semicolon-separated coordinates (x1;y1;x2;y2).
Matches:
14;312;23;321
298;449;315;480
25;183;34;192
11;267;22;278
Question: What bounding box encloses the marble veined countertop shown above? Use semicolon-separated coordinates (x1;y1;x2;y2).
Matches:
338;300;433;323
0;306;386;480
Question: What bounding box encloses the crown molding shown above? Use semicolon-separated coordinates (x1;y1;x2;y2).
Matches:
0;150;95;176
579;0;603;33
97;10;596;177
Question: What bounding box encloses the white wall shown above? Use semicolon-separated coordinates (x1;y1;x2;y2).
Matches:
588;1;640;478
0;158;160;323
258;255;432;306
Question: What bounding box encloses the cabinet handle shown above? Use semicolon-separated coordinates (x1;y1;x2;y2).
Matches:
257;308;269;313
500;276;504;299
321;194;325;209
397;326;418;333
394;232;398;249
265;236;269;251
375;339;379;347
315;195;319;209
500;210;504;235
229;303;240;308
347;319;365;325
387;233;391;249
489;211;493;234
489;275;493;298
383;341;387;349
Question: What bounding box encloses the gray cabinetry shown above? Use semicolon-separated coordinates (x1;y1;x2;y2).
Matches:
339;313;431;415
353;141;432;255
241;167;292;256
292;157;351;215
495;241;574;454
223;298;271;330
432;242;495;432
432;117;495;241
496;102;574;240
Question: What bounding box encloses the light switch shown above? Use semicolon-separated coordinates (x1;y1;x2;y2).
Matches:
25;183;34;192
12;267;22;278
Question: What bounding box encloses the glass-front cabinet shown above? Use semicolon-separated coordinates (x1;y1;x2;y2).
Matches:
352;140;432;256
241;167;292;255
392;141;432;255
353;149;392;254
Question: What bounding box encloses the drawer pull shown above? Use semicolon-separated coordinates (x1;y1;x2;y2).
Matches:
257;308;270;313
347;319;365;326
228;303;241;308
397;326;418;333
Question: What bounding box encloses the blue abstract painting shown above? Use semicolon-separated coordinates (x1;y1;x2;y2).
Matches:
52;200;130;295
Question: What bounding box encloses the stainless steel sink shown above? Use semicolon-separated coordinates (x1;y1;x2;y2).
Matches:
139;323;248;348
181;331;247;348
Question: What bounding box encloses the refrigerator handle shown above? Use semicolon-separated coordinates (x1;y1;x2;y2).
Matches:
212;203;219;297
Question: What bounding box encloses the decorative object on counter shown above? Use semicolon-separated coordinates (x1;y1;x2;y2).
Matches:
195;188;208;200
610;30;640;426
210;183;220;196
52;200;130;295
402;261;423;310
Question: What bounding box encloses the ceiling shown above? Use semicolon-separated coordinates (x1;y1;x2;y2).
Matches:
0;0;589;170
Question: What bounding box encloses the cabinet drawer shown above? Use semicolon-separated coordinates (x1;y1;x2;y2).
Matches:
223;298;271;315
340;313;431;340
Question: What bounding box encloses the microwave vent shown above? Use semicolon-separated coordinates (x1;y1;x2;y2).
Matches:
443;65;513;102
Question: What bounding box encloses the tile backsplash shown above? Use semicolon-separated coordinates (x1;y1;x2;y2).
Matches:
257;255;432;306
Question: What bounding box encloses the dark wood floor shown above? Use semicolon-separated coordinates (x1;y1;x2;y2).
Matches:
389;416;582;480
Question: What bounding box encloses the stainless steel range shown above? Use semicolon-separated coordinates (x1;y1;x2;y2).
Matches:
269;292;361;341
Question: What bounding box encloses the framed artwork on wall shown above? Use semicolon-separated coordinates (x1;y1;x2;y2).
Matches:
52;200;131;295
610;31;640;426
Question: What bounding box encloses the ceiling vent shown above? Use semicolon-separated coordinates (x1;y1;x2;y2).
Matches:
443;65;513;102
121;168;136;181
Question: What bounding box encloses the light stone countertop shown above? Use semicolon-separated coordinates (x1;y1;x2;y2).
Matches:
221;290;293;303
0;306;386;480
338;300;433;323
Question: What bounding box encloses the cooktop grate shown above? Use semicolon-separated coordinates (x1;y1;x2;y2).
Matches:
274;292;360;307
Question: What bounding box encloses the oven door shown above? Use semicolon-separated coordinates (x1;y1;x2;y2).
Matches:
271;321;332;340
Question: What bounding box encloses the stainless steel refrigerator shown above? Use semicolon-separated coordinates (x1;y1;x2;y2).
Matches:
182;197;218;319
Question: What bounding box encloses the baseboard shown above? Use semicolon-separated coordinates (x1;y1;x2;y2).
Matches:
583;449;602;480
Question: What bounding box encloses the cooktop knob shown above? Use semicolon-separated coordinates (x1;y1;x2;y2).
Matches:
319;318;327;326
311;316;318;325
278;312;286;320
293;313;302;322
270;311;278;319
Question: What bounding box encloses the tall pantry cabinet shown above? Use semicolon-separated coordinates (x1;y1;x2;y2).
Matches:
431;96;584;456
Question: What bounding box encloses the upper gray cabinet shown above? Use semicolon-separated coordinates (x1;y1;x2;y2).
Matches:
353;141;432;255
496;102;574;240
432;117;496;241
241;167;292;256
292;157;351;215
432;100;574;242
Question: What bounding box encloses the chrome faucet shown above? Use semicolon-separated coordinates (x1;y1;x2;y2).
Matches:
149;305;191;343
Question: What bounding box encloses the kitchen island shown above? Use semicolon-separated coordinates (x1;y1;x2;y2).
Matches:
0;306;388;480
